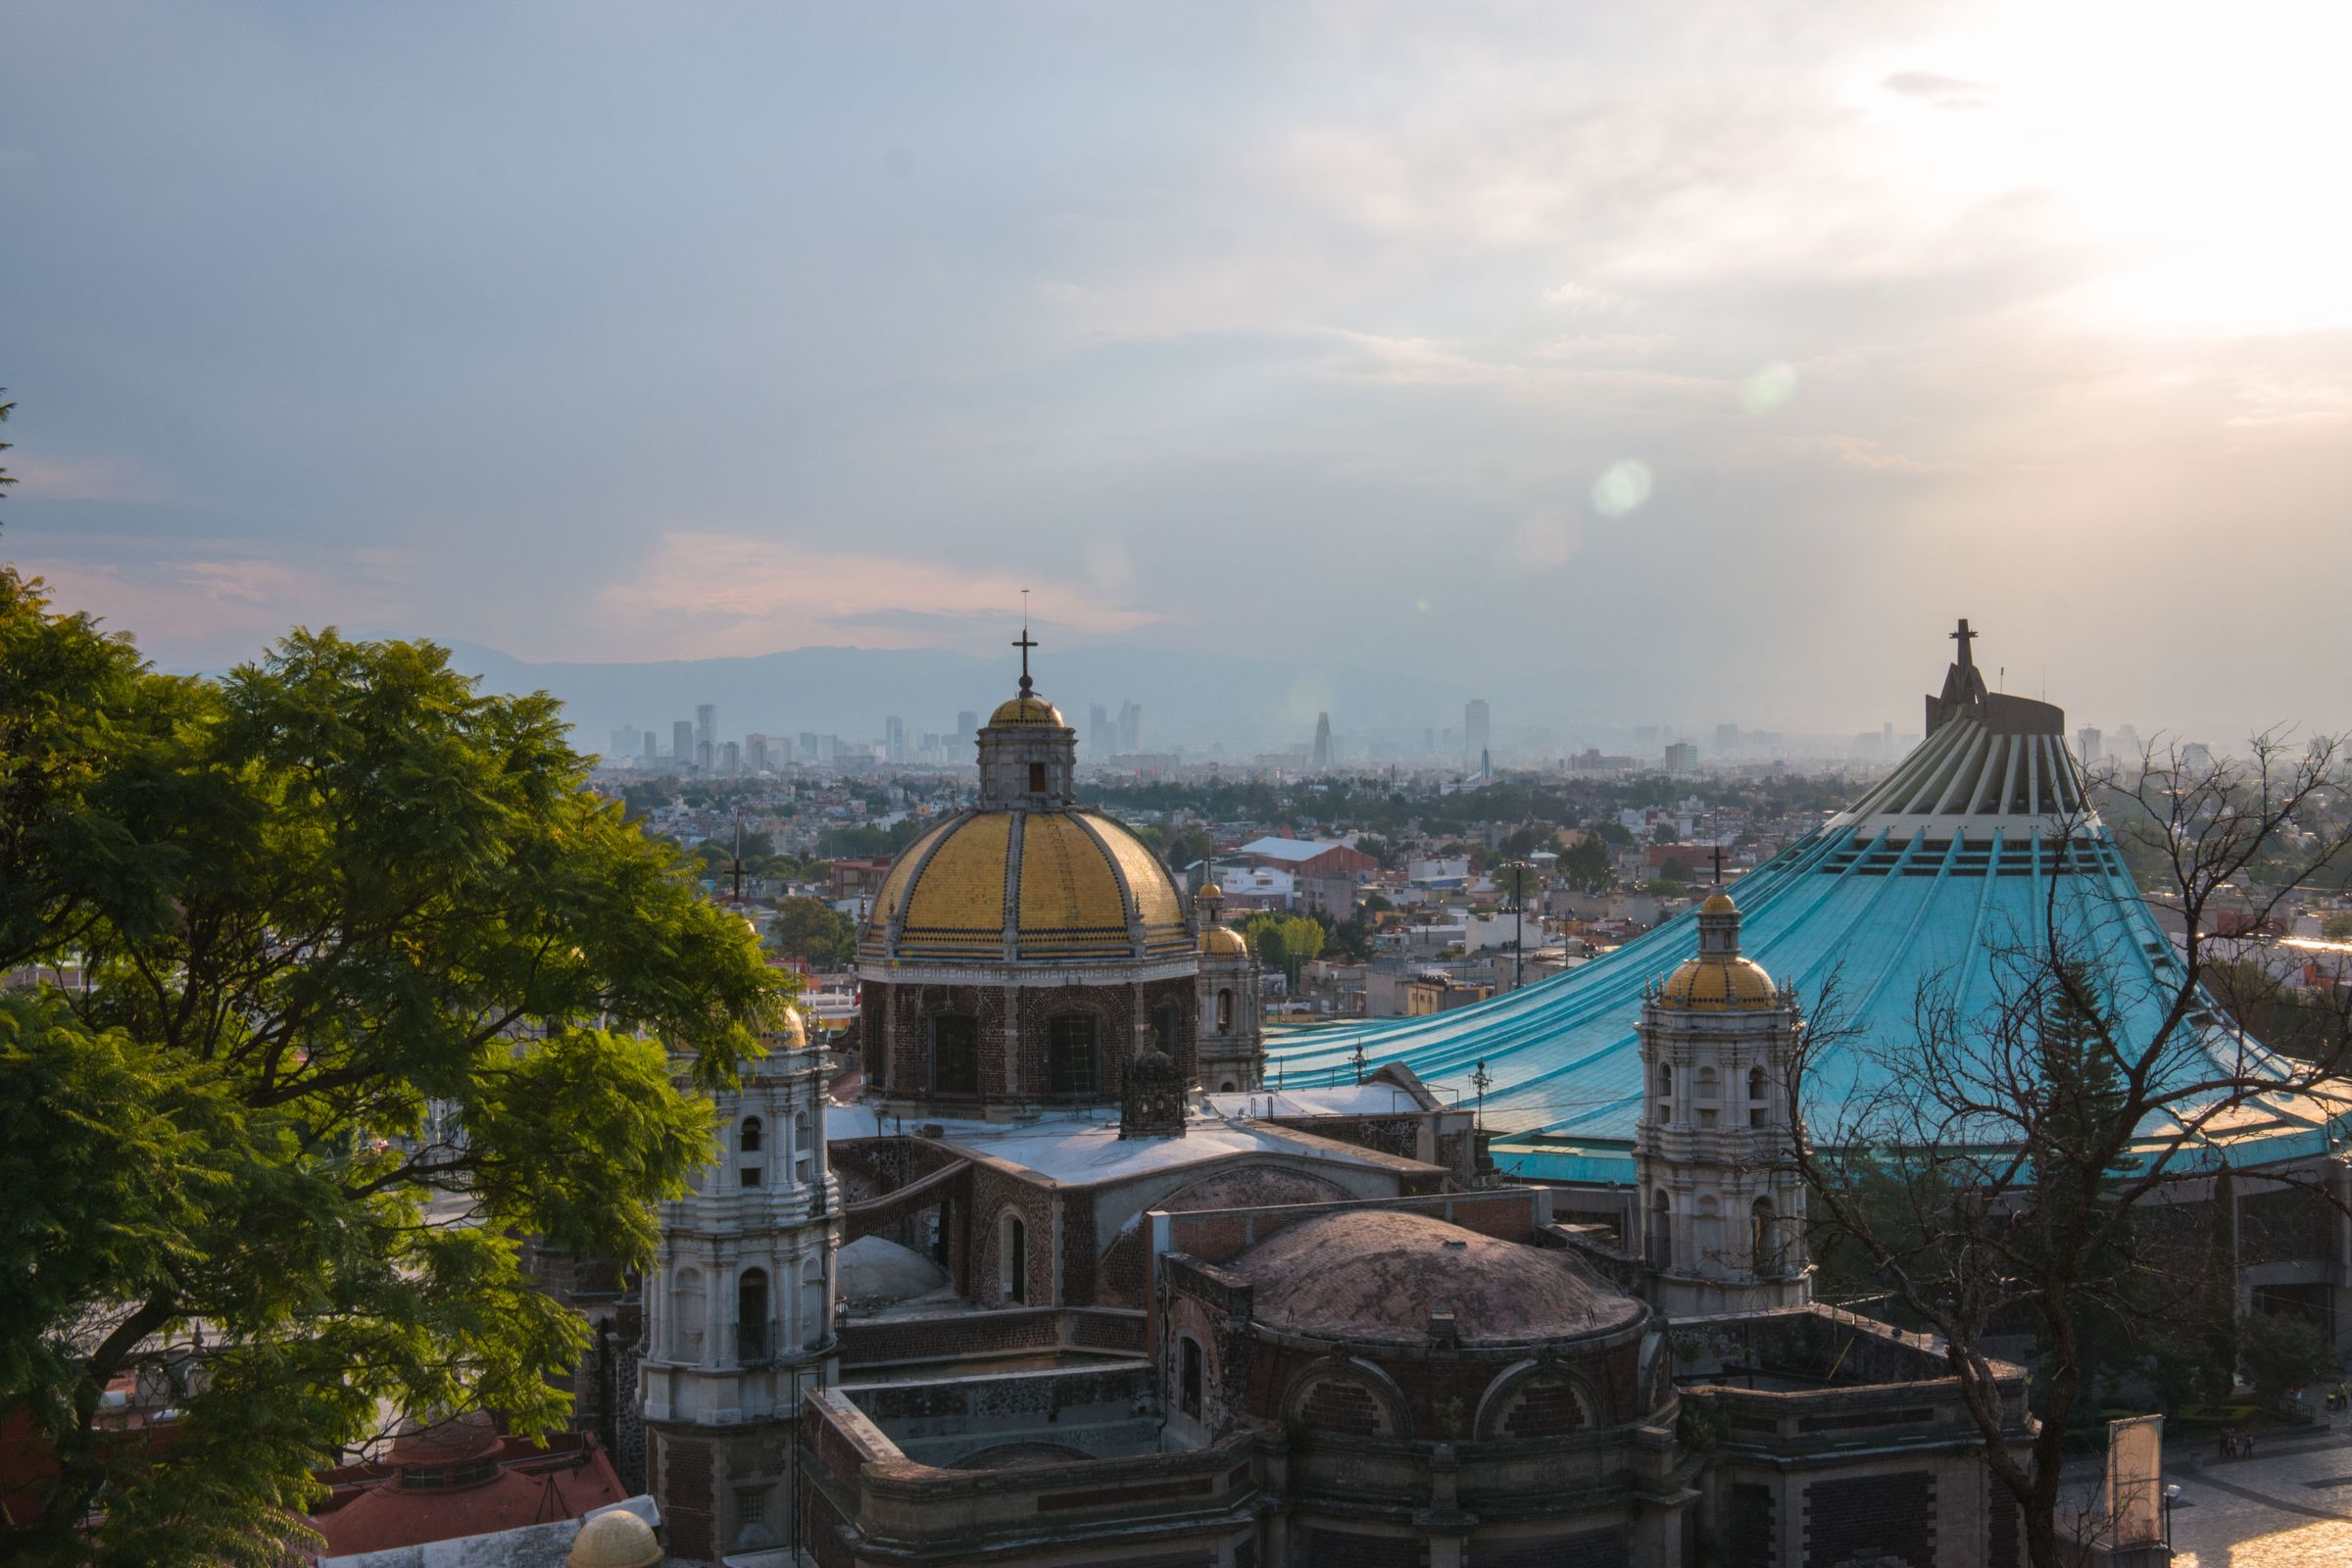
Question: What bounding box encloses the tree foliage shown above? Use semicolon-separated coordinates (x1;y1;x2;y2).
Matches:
0;569;788;1567
768;896;858;968
2239;1309;2337;1402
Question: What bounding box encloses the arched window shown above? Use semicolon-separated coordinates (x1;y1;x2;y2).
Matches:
1748;1066;1769;1128
1695;1066;1719;1098
1152;1001;1182;1055
794;1109;813;1183
1216;989;1234;1032
1179;1336;1203;1419
1656;1062;1674;1120
1751;1196;1779;1275
1000;1212;1029;1304
1646;1190;1672;1267
1695;1065;1719;1127
737;1268;769;1362
1028;761;1048;794
1046;1014;1098;1096
738;1116;763;1187
739;1117;762;1152
930;1014;980;1097
672;1267;706;1361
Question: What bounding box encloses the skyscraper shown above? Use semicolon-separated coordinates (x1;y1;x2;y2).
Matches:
2076;727;2103;768
643;730;658;762
673;719;696;767
885;715;906;762
1464;699;1491;769
746;734;768;773
1088;705;1110;757
1311;712;1333;769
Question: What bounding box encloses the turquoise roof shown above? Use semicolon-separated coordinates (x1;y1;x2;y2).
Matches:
1267;651;2334;1176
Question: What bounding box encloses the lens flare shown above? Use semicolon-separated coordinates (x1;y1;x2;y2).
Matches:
1592;460;1653;517
1740;361;1798;414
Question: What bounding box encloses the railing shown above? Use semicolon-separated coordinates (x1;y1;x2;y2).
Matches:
738;1319;780;1364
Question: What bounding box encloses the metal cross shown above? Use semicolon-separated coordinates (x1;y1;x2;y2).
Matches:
1012;597;1038;694
1950;616;1979;668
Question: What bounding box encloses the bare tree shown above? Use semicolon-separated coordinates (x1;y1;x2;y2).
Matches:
1792;732;2352;1568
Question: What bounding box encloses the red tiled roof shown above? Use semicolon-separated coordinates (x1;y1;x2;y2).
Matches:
309;1437;628;1558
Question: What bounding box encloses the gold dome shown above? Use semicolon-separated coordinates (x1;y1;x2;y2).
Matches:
1197;882;1226;902
567;1510;662;1568
1658;955;1779;1010
1700;892;1737;913
860;808;1190;963
989;693;1065;727
1200;925;1249;956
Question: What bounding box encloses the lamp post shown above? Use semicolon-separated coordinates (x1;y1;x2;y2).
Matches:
2162;1484;2180;1550
1507;860;1528;991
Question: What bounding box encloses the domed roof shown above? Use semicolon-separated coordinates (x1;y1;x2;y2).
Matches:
1700;892;1737;913
1659;954;1779;1010
1197;882;1225;901
860;808;1191;964
1200;925;1249;956
989;693;1065;727
568;1509;662;1568
1227;1209;1642;1346
386;1409;499;1467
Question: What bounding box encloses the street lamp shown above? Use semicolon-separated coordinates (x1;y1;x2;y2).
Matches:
2162;1484;2180;1549
1507;859;1529;992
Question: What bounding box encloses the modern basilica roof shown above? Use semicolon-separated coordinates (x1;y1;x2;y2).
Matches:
1265;621;2336;1182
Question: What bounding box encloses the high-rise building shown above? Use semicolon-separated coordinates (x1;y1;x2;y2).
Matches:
643;730;658;763
673;719;695;767
1714;723;1739;759
2077;727;2103;768
1115;701;1143;756
799;731;819;762
1664;741;1698;774
1311;712;1333;769
885;716;906;761
695;704;716;761
746;733;768;773
696;741;714;773
611;725;642;760
1088;705;1111;757
1464;699;1491;768
718;741;742;775
956;710;978;754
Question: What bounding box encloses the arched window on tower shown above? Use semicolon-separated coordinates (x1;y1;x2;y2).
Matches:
794;1109;813;1183
737;1268;769;1362
1751;1196;1779;1276
739;1117;763;1187
1647;1190;1672;1268
1656;1062;1673;1123
1695;1066;1720;1129
1028;761;1047;794
1696;1196;1724;1277
799;1257;826;1351
1748;1066;1769;1128
1217;989;1234;1033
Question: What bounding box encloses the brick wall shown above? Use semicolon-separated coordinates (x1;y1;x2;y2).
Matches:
1728;1481;1774;1568
656;1431;716;1563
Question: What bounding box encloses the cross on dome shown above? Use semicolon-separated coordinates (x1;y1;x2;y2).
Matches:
1950;616;1979;669
1012;593;1038;695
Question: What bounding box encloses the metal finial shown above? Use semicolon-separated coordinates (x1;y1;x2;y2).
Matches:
1950;616;1978;669
1012;590;1038;695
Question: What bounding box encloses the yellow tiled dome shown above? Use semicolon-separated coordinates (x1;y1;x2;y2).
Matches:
860;808;1190;963
1200;925;1249;956
989;693;1065;727
1700;892;1737;913
1658;955;1779;1010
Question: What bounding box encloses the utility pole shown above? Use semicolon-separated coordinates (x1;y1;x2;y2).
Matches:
1471;1058;1492;1129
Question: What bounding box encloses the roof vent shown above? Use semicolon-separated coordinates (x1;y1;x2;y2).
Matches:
1427;1309;1460;1348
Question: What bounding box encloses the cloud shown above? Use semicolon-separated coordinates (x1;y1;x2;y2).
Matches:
593;533;1164;660
1880;71;1993;110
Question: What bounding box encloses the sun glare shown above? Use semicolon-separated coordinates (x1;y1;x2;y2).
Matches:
1856;0;2352;337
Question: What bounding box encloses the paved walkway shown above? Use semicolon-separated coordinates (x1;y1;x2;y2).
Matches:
2164;1418;2352;1566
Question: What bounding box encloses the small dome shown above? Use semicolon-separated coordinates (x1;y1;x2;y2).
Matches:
1700;892;1737;913
1200;926;1249;956
1197;882;1226;901
1227;1209;1642;1346
386;1409;499;1467
1659;955;1779;1010
567;1509;662;1568
989;693;1065;727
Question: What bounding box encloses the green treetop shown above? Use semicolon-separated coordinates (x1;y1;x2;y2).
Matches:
0;568;788;1568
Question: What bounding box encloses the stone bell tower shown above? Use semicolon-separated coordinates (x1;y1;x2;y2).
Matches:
640;1009;840;1563
1633;892;1812;1316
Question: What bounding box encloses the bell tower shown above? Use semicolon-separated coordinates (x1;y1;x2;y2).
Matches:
640;1010;840;1562
1633;893;1812;1316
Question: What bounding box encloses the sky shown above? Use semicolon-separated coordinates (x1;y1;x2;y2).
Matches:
4;0;2350;742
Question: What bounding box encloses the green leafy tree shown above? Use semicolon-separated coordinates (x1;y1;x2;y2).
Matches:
1492;861;1543;904
0;388;14;527
1279;914;1325;982
1659;856;1695;885
1592;819;1636;849
1556;836;1614;894
768;896;858;968
2239;1310;2337;1402
0;570;785;1568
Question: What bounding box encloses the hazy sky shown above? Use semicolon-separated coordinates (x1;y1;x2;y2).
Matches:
5;0;2349;738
